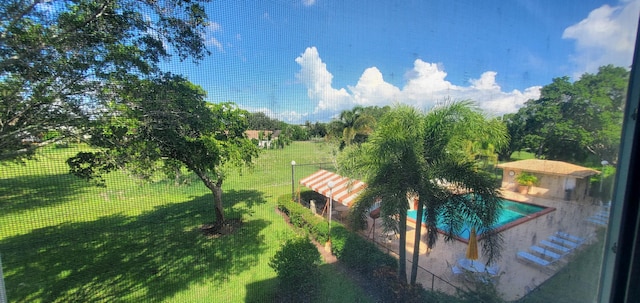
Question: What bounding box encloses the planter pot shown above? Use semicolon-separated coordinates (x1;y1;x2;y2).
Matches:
517;185;530;194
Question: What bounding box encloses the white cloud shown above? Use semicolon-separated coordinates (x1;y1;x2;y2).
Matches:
302;0;316;6
294;47;353;112
470;71;501;90
294;47;541;119
563;0;640;77
204;22;224;52
348;67;401;106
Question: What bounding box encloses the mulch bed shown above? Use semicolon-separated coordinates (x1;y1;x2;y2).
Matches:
199;218;243;238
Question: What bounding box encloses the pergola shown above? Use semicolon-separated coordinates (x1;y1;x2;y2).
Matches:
298;169;366;208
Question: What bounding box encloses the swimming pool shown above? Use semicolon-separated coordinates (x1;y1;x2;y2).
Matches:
406;199;554;242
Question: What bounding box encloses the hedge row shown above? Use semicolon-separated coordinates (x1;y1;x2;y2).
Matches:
276;195;397;276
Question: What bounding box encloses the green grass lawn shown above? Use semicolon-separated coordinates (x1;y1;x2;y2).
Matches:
0;141;371;302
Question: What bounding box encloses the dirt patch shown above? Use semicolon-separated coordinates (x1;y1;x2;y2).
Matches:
199;218;243;238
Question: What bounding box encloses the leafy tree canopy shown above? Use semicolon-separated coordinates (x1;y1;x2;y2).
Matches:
247;112;285;131
503;65;628;164
0;0;210;161
67;74;259;224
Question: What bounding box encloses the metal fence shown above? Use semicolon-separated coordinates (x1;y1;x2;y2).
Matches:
370;240;464;296
0;255;7;303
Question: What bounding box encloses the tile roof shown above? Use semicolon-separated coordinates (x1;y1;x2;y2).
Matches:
496;159;600;178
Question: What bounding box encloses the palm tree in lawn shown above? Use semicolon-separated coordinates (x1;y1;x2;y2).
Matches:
409;101;508;284
330;106;376;147
339;105;425;283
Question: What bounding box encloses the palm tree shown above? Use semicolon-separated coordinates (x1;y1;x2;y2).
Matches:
330;106;376;147
339;101;507;285
339;105;425;283
410;101;507;284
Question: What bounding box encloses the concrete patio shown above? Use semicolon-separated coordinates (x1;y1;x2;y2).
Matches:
356;190;607;301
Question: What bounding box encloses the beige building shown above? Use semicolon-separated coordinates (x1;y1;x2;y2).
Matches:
245;130;281;148
496;159;600;202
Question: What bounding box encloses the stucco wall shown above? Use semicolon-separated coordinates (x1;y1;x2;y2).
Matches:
500;169;592;202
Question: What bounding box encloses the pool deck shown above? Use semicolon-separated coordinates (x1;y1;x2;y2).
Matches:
357;190;607;301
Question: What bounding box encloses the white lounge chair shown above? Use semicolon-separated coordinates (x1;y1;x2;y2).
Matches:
530;245;562;260
485;264;500;276
586;217;608;226
517;251;554;267
548;236;579;249
539;240;572;254
555;231;586;244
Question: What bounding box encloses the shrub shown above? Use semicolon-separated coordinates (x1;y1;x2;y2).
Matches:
515;172;538;186
269;237;321;302
277;195;398;292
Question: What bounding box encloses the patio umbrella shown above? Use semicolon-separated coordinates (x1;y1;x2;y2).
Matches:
466;227;479;260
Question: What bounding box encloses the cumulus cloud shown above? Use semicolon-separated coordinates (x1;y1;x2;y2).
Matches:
203;22;224;52
293;47;541;119
563;0;640;77
294;47;353;112
348;67;401;106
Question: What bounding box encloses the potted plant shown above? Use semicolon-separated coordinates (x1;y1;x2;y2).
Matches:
515;172;538;194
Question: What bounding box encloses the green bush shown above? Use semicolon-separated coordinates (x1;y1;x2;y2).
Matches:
269;237;321;302
277;195;398;289
277;195;331;242
515;172;538;186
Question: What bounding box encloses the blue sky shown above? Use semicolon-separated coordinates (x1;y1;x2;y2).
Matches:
162;0;640;124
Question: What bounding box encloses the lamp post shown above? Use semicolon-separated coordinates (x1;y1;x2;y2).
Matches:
600;160;609;196
290;160;296;201
326;181;335;251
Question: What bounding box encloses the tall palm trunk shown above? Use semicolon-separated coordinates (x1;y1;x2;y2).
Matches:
410;198;424;284
398;210;408;283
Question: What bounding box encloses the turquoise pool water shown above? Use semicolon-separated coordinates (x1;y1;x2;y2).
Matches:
407;199;547;240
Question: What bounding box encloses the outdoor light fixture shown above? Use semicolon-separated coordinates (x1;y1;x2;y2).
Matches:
600;160;609;197
290;160;296;201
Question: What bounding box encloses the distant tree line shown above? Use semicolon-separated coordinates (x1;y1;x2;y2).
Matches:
246;105;390;147
498;65;628;166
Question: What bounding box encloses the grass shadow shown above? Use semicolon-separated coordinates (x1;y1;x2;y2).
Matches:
245;263;377;303
0;173;91;215
0;189;270;302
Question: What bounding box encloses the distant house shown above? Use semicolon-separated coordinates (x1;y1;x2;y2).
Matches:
245;130;281;148
496;159;600;202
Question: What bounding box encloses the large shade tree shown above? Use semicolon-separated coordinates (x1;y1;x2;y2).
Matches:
502;65;628;164
339;101;507;284
0;0;210;161
67;75;259;225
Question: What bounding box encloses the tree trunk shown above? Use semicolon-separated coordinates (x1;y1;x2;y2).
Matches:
212;178;225;224
410;198;424;284
191;168;225;225
398;211;408;284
